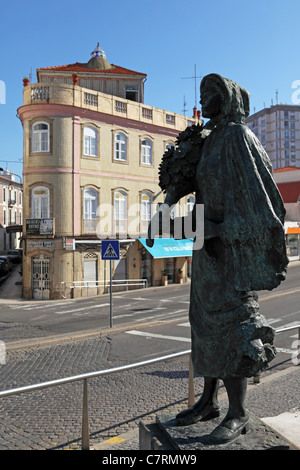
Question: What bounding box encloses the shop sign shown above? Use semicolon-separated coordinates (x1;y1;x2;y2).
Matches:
27;241;55;248
26;218;54;235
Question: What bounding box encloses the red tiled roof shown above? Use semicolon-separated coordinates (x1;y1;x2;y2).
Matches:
277;181;300;203
37;62;147;76
274;166;300;173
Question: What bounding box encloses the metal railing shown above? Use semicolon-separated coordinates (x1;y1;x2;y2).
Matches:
60;278;148;299
0;325;299;450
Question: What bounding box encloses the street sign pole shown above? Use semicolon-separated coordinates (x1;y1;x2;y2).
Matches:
110;259;113;328
101;240;120;328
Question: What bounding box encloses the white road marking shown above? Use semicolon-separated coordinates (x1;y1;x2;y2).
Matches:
276;347;295;354
55;303;110;314
267;318;282;324
126;330;190;343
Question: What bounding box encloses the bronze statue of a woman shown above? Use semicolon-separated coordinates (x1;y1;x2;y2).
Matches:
148;73;288;444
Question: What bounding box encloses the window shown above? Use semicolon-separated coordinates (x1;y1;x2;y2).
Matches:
114;133;127;161
166;142;175;150
125;86;138;102
84;127;98;157
186;195;195;214
84;188;98;219
3;188;5;202
83;188;98;233
141;193;152;221
3;209;5;226
19;212;22;224
31;187;49;218
141;138;152;165
114;191;127;233
84;254;98;286
31;122;49;153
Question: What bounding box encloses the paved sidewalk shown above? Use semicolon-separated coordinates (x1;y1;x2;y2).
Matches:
0;265;22;302
93;366;300;451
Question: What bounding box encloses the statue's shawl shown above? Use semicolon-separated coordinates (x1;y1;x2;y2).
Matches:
220;123;289;291
200;74;289;291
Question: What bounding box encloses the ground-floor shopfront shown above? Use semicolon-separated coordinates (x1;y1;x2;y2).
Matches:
285;223;300;261
22;237;194;300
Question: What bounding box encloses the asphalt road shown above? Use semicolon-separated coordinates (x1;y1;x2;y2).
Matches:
0;261;299;370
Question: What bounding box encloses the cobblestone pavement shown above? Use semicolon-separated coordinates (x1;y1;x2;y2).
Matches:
0;328;199;450
0;324;299;450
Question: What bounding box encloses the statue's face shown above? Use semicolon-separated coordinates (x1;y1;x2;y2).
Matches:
200;80;223;118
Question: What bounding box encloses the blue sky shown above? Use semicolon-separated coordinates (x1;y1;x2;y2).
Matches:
1;0;300;179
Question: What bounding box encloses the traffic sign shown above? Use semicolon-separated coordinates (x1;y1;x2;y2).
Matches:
101;240;120;260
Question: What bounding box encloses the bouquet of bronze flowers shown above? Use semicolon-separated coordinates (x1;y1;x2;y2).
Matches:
146;122;212;247
158;122;212;206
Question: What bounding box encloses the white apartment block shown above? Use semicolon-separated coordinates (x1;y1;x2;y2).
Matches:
0;172;23;251
246;105;300;170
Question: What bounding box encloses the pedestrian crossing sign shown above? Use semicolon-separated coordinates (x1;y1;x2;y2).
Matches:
101;240;120;260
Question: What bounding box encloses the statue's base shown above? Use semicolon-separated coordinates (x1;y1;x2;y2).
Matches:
139;411;293;450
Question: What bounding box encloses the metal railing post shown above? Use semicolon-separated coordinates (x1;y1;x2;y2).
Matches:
82;379;89;450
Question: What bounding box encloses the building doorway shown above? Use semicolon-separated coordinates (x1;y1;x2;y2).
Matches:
141;250;152;286
32;255;50;299
165;258;175;284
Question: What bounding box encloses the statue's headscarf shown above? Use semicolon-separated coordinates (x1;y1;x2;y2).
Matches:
200;73;250;124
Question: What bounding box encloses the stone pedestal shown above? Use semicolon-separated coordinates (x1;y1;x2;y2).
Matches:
139;411;293;450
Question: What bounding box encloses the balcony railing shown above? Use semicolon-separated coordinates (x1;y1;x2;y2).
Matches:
22;83;195;132
84;93;98;107
31;86;50;101
142;107;153;120
115;100;127;114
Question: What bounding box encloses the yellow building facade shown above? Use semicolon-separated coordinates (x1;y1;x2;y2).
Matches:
18;45;196;299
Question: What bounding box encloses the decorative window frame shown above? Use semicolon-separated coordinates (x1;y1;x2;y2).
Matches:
29;117;53;156
81;185;100;234
30;184;51;219
140;135;154;167
165;141;175;151
112;130;128;164
112;187;128;235
81;123;100;160
139;190;154;235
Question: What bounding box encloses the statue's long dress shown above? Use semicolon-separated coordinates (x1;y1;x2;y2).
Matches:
189;122;288;379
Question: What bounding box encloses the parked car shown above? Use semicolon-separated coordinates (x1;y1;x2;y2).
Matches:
0;256;12;272
7;250;21;263
0;260;7;276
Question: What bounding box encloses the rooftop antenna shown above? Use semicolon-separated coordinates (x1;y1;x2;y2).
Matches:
29;68;32;83
276;89;278;105
182;65;203;109
182;95;188;116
